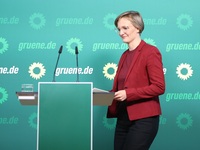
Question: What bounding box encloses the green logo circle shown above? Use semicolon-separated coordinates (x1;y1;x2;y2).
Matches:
66;38;83;55
29;13;46;30
102;115;116;130
28;112;37;129
177;14;193;31
176;113;193;130
0;87;8;104
103;13;117;30
0;37;9;54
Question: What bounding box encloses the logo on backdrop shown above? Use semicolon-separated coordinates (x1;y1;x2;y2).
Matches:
29;13;46;30
103;63;118;80
176;63;193;80
28;62;46;80
66;38;83;55
103;13;117;30
0;37;9;54
166;92;200;102
143;17;167;25
0;87;8;104
176;113;193;130
0;16;19;25
102;115;116;130
28;112;37;129
144;38;157;46
55;16;94;27
176;14;193;31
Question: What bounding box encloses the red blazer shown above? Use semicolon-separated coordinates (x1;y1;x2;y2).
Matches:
107;40;165;121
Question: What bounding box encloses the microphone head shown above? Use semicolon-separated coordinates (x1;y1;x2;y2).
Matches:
59;45;63;54
75;46;79;54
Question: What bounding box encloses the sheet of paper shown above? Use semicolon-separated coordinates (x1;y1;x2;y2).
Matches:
93;87;114;106
93;87;109;93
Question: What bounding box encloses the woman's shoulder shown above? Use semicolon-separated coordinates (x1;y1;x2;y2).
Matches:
142;40;161;53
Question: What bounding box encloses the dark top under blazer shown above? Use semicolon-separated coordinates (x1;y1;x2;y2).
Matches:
107;40;165;121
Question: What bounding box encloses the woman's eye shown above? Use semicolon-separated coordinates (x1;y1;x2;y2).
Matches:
123;26;129;30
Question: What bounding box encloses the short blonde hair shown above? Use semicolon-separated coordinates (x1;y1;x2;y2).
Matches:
114;11;144;34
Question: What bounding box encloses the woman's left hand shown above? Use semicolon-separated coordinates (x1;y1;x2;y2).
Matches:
114;90;127;101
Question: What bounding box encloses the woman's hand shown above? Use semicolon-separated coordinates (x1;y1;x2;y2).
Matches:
114;90;127;101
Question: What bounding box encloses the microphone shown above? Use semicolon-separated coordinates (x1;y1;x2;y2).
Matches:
52;45;63;82
75;46;79;82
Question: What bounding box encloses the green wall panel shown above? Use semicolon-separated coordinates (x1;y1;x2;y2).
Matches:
0;0;200;149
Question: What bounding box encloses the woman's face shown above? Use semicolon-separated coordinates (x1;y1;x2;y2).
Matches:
116;17;140;44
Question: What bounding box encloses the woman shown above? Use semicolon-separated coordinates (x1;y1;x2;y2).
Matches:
107;11;165;150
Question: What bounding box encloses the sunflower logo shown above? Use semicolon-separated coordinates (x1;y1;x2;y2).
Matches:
103;13;117;30
176;63;193;80
176;113;193;130
103;63;118;80
29;13;46;30
28;112;37;129
0;37;9;54
0;87;8;104
102;115;116;130
28;62;46;80
66;38;83;55
144;38;157;46
176;14;193;31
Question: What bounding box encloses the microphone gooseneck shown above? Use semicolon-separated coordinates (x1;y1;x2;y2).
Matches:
75;46;79;82
52;45;63;82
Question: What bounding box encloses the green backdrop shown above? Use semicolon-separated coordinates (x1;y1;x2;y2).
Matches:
0;0;200;149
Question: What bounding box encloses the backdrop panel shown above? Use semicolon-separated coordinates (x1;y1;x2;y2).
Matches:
0;0;200;150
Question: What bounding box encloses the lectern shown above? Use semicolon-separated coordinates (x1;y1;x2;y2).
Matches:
16;82;114;150
38;82;93;150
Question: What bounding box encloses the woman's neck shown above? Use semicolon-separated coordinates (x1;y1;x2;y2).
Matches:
128;38;141;51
